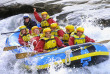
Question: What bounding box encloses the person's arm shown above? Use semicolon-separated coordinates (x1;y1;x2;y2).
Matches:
18;35;28;45
57;29;65;37
47;18;57;25
85;36;95;43
55;37;66;47
68;36;75;46
34;40;45;52
30;36;40;47
34;11;42;22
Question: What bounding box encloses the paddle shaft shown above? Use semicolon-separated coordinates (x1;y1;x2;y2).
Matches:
16;52;43;59
96;40;110;44
1;31;20;35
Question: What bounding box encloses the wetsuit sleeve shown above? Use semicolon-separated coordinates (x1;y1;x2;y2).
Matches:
47;18;57;25
85;36;95;43
30;36;40;47
69;36;75;46
55;37;66;47
34;11;42;22
18;35;28;45
34;40;45;52
57;29;65;37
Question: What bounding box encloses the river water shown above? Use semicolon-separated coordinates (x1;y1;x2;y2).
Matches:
0;0;110;74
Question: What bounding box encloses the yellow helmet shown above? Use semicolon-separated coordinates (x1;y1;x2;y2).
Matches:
76;27;84;32
43;28;51;33
50;23;58;28
31;26;38;32
41;12;48;16
19;25;26;30
65;25;74;33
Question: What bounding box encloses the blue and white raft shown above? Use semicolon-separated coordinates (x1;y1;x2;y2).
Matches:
5;27;109;70
24;43;109;70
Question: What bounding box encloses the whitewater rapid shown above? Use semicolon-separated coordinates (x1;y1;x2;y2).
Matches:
0;0;110;74
0;13;110;74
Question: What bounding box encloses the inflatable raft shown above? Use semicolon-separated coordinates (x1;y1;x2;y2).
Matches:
5;26;109;70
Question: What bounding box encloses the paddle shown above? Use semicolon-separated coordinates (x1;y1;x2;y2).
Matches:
3;45;30;51
1;31;20;35
15;39;110;59
96;40;110;44
16;52;40;59
16;51;48;59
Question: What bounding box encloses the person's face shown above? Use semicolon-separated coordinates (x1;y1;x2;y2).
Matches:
66;29;70;33
33;29;40;34
24;18;29;23
21;29;26;34
77;31;83;37
45;32;51;38
42;14;47;20
51;27;56;31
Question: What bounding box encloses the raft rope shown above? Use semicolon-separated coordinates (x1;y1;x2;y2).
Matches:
33;43;103;58
65;49;72;65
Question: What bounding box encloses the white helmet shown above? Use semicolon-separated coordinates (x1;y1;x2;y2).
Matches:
23;13;30;18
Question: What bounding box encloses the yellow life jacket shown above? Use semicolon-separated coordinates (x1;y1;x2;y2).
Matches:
41;36;57;52
72;34;86;45
41;19;50;29
20;29;30;42
51;29;60;37
62;33;70;43
39;33;44;38
70;32;75;36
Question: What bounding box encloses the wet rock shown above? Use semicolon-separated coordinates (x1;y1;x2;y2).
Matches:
34;3;64;15
102;0;110;3
56;12;83;26
88;0;102;4
53;0;88;5
97;19;110;27
68;0;89;4
0;4;33;18
0;3;64;18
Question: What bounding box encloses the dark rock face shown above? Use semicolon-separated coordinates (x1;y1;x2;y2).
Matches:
97;19;110;27
0;4;33;18
34;3;64;15
0;3;64;18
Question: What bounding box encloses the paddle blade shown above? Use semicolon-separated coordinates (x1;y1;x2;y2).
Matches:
3;46;18;51
96;40;110;44
3;45;30;51
16;52;37;59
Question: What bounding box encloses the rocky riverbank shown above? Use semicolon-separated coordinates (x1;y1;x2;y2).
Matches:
0;0;110;27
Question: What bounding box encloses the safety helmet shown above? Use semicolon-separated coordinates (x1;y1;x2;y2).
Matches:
23;13;30;19
50;23;58;28
31;26;38;32
43;28;51;33
19;25;27;30
76;27;84;32
41;12;48;16
65;25;74;33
